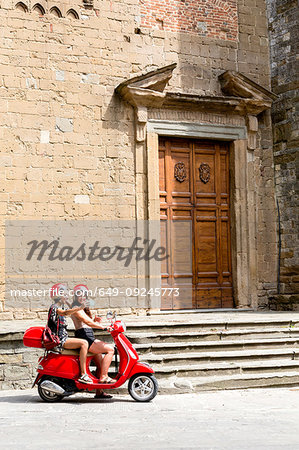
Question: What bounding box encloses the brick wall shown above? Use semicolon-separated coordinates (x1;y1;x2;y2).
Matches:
140;0;238;40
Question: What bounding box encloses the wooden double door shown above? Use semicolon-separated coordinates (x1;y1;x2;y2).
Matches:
159;138;234;309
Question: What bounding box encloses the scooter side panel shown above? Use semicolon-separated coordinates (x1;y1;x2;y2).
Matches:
38;353;80;379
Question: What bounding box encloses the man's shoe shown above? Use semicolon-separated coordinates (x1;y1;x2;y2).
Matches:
94;392;113;399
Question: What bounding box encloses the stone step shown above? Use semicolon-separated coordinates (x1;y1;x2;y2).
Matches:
149;309;255;315
122;314;299;333
144;359;299;378
126;327;299;344
122;320;299;335
110;369;299;395
138;347;299;366
105;358;299;378
157;371;299;393
133;337;299;354
123;322;299;335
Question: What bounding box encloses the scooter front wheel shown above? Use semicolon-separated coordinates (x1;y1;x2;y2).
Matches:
128;373;158;402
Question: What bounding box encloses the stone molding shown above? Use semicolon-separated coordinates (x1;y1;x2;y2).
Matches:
147;120;247;141
148;109;245;126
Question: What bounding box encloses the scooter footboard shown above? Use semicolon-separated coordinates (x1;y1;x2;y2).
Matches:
129;362;154;377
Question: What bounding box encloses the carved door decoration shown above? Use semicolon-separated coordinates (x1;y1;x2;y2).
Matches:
159;138;233;309
199;163;210;183
174;162;187;182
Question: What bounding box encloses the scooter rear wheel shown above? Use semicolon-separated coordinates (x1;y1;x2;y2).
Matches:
128;373;158;402
38;380;63;403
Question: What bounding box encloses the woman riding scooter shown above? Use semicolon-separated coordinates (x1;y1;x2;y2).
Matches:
24;289;158;402
48;283;93;384
71;285;114;386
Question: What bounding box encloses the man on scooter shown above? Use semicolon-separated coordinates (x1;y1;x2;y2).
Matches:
70;285;114;398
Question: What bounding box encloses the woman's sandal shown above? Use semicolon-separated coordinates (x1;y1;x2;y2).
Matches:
78;373;93;384
99;376;114;384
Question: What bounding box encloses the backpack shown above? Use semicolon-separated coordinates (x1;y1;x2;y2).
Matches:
41;306;61;350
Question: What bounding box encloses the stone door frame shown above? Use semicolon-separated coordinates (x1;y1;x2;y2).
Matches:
115;64;277;311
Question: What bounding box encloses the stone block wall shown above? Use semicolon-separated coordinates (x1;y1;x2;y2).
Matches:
0;0;278;315
0;331;43;389
266;0;299;307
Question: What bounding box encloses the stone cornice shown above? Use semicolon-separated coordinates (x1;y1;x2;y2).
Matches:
164;92;275;115
116;67;277;116
115;65;277;142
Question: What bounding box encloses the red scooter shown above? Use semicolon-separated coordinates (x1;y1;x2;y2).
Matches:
23;312;158;402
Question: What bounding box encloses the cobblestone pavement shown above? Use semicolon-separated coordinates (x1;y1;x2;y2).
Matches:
0;387;299;449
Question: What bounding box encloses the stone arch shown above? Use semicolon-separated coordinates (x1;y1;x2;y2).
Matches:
32;3;45;15
15;2;28;12
49;6;62;17
66;9;79;19
210;0;238;21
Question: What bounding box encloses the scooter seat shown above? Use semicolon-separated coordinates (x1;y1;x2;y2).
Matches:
61;349;95;357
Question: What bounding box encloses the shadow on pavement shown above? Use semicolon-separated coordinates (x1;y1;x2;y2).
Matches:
0;393;134;403
0;394;40;403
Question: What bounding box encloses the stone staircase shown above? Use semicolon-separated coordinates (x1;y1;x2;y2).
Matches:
2;311;299;392
102;312;299;393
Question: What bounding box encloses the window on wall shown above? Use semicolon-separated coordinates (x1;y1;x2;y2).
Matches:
15;2;28;12
66;9;79;19
32;3;45;16
50;6;62;17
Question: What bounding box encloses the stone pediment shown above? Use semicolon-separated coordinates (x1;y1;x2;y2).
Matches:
115;63;177;108
115;64;277;115
219;70;277;101
218;70;278;114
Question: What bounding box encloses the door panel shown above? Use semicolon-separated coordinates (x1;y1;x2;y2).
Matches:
159;138;234;309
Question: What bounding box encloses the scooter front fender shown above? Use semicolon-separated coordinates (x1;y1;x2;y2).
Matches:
32;373;42;387
129;362;155;378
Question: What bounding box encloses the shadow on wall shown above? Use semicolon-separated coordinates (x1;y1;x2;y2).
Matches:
139;0;239;95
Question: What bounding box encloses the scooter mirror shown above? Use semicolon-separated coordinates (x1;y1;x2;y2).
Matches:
106;311;114;320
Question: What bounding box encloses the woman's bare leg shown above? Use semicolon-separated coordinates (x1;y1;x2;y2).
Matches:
89;340;114;380
63;338;89;375
92;354;104;396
